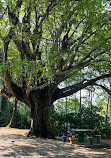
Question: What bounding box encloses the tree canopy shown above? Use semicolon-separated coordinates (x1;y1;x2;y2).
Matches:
0;0;111;100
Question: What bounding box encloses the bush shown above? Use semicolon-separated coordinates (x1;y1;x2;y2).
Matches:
51;105;111;138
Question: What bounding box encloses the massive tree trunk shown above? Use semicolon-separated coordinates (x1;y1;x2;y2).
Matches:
27;89;54;138
28;103;52;138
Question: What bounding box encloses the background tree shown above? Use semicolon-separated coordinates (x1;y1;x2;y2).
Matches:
0;0;111;138
0;97;30;128
51;96;107;138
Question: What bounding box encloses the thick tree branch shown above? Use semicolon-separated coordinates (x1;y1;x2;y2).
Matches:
81;30;96;44
66;51;76;70
0;6;8;20
53;72;111;101
76;47;97;66
7;0;22;25
75;26;88;52
93;83;111;96
22;1;31;32
39;0;56;30
1;69;30;107
32;2;56;60
0;89;13;98
3;27;14;62
69;18;85;39
77;50;106;68
66;21;106;70
16;0;23;8
62;26;71;50
13;39;31;61
69;50;106;71
66;26;88;69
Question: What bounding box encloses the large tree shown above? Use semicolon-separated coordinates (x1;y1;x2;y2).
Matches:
0;0;111;138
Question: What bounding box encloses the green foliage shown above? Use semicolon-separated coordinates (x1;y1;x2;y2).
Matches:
0;97;11;126
0;97;30;129
0;0;111;88
51;97;111;138
11;101;31;129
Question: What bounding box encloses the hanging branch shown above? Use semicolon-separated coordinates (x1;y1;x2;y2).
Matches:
7;98;18;128
93;83;111;96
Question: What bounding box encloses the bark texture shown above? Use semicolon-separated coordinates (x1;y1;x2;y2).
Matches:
28;104;52;138
7;99;17;128
26;88;53;138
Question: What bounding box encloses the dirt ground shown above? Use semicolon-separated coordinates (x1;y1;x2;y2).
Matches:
0;127;111;158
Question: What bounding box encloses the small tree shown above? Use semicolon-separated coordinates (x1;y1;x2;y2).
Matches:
0;0;111;138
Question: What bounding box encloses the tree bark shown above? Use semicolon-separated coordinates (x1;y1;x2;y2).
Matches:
7;99;17;128
31;107;52;138
27;90;54;138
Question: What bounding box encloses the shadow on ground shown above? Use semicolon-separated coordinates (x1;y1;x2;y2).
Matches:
0;129;111;158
